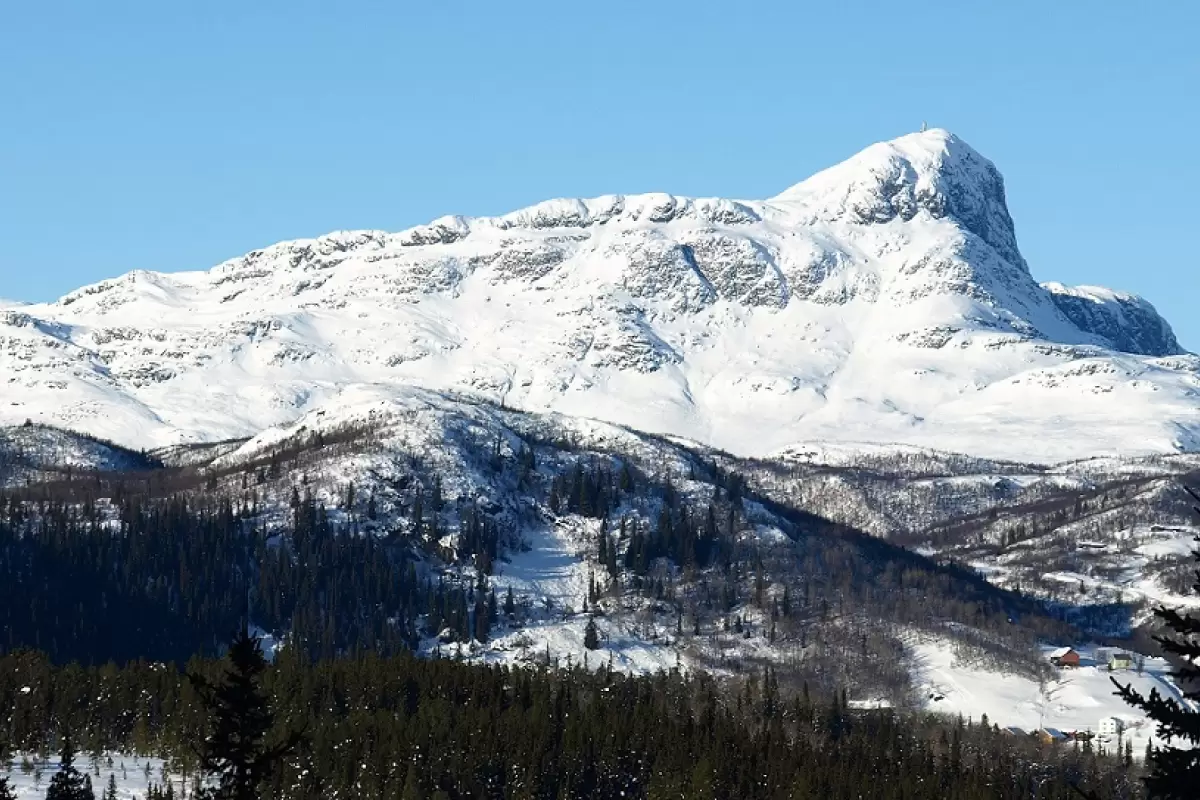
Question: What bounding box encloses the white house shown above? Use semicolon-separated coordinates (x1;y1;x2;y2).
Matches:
1098;717;1122;738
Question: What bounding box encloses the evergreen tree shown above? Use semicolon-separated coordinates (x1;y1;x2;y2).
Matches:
1112;485;1200;799
583;616;601;651
45;737;94;800
190;627;302;800
102;774;118;800
400;763;423;800
473;590;489;643
0;777;15;800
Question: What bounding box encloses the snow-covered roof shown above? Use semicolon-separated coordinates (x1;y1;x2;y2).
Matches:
1047;646;1075;659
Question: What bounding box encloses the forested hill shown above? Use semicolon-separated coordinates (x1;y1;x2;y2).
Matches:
0;411;1076;696
0;648;1142;800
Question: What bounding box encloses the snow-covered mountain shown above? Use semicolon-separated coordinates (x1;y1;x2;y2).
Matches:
3;129;1197;462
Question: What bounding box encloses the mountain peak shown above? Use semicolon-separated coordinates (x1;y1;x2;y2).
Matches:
3;130;1195;463
772;129;1022;267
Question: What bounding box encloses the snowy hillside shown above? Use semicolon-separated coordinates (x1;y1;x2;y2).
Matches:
738;443;1200;631
2;129;1196;463
913;639;1197;753
0;423;159;487
2;386;1195;753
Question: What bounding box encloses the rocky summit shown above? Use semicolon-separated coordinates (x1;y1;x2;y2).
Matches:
2;129;1196;462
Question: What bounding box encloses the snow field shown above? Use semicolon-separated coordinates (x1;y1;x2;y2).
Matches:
2;755;185;800
911;638;1197;757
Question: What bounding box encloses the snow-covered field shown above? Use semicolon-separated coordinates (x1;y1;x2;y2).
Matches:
1;755;184;800
912;638;1196;755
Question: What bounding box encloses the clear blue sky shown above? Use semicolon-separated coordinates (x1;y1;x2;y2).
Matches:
2;2;1197;349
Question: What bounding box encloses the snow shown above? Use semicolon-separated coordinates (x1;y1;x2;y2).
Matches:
2;754;184;799
0;130;1194;465
911;638;1197;755
4;127;1199;737
433;516;683;675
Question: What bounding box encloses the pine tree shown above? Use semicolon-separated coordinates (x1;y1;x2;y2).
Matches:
583;616;601;651
473;590;489;643
46;736;94;800
103;774;118;800
190;627;303;800
400;763;423;800
0;776;15;800
1112;485;1200;799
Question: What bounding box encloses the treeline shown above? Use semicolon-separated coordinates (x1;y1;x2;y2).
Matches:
1;439;1080;694
0;647;1142;800
0;491;479;664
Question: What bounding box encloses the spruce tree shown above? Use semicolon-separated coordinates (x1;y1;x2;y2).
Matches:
1112;485;1200;799
103;774;118;800
190;627;302;800
46;736;94;800
400;763;424;800
473;590;489;643
583;616;601;651
0;776;15;800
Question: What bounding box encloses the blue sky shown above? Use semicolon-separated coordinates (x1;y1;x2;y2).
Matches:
2;2;1197;348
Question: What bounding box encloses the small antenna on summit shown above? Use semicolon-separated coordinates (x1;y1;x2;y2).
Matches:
920;121;928;133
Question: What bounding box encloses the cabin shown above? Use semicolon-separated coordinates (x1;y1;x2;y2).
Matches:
1108;652;1134;671
1098;717;1123;738
1048;647;1081;668
1003;726;1027;737
1036;728;1069;744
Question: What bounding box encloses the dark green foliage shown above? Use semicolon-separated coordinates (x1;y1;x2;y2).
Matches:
45;736;95;800
190;628;300;800
1112;486;1200;799
0;650;1141;800
583;617;600;650
0;776;15;800
1;437;1076;684
0;492;425;663
548;461;624;520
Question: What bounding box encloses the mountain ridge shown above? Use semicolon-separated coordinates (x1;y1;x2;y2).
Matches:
2;129;1195;462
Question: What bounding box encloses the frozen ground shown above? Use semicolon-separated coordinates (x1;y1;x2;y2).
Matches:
2;754;186;800
428;515;683;674
912;638;1197;755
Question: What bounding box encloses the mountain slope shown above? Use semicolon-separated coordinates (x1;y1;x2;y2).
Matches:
2;129;1196;462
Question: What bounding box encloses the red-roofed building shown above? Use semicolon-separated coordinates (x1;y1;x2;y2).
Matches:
1048;647;1080;668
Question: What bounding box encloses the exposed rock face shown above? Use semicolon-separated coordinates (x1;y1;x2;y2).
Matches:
1043;282;1182;357
1;129;1195;462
